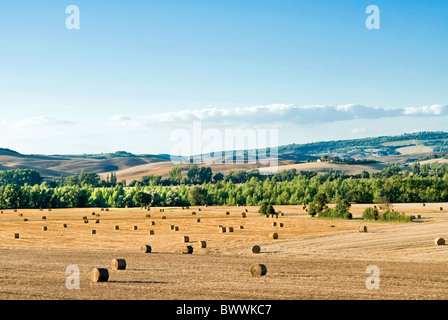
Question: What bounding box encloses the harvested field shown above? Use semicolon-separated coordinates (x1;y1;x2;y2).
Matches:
1;203;448;299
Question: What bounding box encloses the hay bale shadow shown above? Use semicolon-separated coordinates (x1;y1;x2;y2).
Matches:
108;280;168;284
260;250;282;254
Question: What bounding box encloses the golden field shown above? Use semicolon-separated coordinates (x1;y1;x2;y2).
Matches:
1;203;448;300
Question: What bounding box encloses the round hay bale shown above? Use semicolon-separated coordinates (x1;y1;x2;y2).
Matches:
132;226;138;230
96;214;100;217
162;216;166;219
269;232;278;240
114;225;119;230
170;225;175;230
279;223;284;228
149;230;155;235
95;219;100;224
226;211;230;216
198;208;201;212
105;208;109;212
435;237;445;246
82;216;88;220
91;268;109;283
250;264;267;277
174;226;179;231
280;212;284;216
23;218;28;222
146;214;151;218
42;226;47;231
359;226;367;233
239;225;244;229
197;218;201;223
272;222;277;227
192;211;196;215
183;245;193;254
14;209;17;212
245;209;248;212
252;245;261;254
63;223;67;228
440;207;443;211
111;259;126;270
141;244;152;253
228;227;234;233
84;219;89;224
91;230;96;234
18;213;23;217
182;236;190;243
423;203;426;206
241;213;246;218
417;215;422;219
42;216;46;220
197;241;207;248
219;226;227;233
101;208;104;211
265;214;269;219
151;221;155;225
14;233;19;239
48;209;52;212
92;212;96;216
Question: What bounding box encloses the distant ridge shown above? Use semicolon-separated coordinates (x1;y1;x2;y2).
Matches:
0;148;22;156
1;131;447;181
277;131;448;157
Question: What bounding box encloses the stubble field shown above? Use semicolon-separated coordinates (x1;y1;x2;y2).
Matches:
1;203;448;300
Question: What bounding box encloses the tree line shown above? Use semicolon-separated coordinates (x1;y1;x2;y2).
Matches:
2;163;448;209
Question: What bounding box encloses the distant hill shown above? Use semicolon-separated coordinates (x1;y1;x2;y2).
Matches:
277;131;448;160
1;131;447;182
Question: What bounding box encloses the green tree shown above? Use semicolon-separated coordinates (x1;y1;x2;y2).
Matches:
188;187;210;206
187;165;199;184
213;172;224;183
133;191;152;208
363;206;379;221
169;166;183;185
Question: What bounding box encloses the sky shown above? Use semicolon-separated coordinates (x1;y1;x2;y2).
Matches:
0;0;447;155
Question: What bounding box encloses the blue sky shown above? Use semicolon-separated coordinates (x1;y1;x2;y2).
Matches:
0;1;447;155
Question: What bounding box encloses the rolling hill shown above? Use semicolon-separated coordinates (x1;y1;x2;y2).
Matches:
1;131;447;182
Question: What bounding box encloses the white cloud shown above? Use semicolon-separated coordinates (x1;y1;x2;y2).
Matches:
111;103;448;128
15;116;73;127
352;128;368;134
110;114;132;122
109;114;142;127
402;104;447;115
